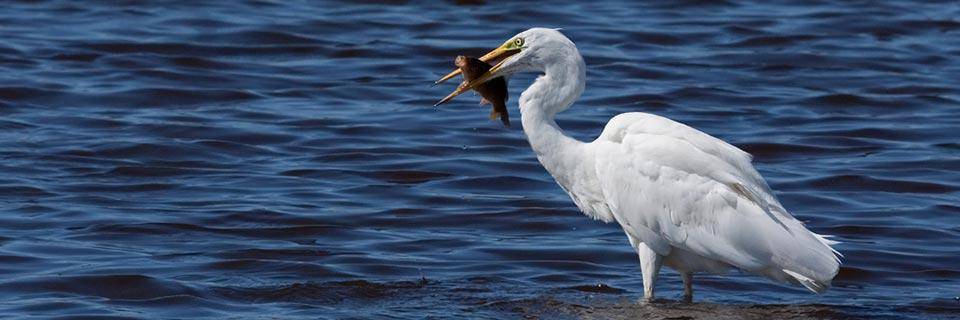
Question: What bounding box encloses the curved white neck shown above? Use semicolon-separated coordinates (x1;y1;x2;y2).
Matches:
518;50;587;190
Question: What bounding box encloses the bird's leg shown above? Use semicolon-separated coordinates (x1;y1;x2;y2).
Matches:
681;272;693;302
637;242;662;302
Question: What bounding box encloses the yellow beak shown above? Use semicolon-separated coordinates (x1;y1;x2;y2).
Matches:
433;45;519;107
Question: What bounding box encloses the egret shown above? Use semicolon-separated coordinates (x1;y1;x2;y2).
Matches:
434;28;841;302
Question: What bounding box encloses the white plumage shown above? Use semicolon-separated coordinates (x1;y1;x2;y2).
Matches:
437;27;841;301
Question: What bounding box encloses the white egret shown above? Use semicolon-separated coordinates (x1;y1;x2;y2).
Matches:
435;28;841;302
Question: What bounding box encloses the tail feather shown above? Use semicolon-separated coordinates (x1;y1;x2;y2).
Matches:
783;268;829;293
813;232;844;260
773;229;841;293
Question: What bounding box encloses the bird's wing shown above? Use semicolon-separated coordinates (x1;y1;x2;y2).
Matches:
591;112;839;290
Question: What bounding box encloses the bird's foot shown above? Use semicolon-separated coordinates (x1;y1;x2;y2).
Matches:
681;293;693;303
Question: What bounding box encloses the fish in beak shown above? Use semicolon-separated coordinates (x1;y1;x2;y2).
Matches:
455;55;510;126
433;43;521;107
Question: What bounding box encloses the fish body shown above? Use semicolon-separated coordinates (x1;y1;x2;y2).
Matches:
455;55;509;126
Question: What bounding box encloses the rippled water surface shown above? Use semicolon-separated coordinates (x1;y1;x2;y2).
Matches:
1;1;959;319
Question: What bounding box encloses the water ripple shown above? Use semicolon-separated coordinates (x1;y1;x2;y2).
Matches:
0;0;957;319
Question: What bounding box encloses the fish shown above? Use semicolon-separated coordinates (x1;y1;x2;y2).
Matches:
455;55;509;127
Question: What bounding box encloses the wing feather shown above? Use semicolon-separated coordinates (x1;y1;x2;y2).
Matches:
591;113;840;289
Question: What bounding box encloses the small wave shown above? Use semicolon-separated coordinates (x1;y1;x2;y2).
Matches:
726;35;818;47
211;280;430;304
738;142;872;160
566;283;627;294
0;185;54;198
102;166;205;177
802;93;892;108
805;174;957;194
373;170;453;184
0;275;199;300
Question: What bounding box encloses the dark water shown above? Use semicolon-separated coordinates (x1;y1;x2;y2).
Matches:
1;0;959;319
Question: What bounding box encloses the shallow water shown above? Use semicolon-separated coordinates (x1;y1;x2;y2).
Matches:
1;0;959;319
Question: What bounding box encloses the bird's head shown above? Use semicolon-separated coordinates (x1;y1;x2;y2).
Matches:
434;28;575;106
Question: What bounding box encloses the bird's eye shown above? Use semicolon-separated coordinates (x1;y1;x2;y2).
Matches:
514;38;524;47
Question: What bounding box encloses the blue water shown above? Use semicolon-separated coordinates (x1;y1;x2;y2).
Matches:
1;1;959;319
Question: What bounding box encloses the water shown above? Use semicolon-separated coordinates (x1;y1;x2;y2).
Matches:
1;1;958;319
